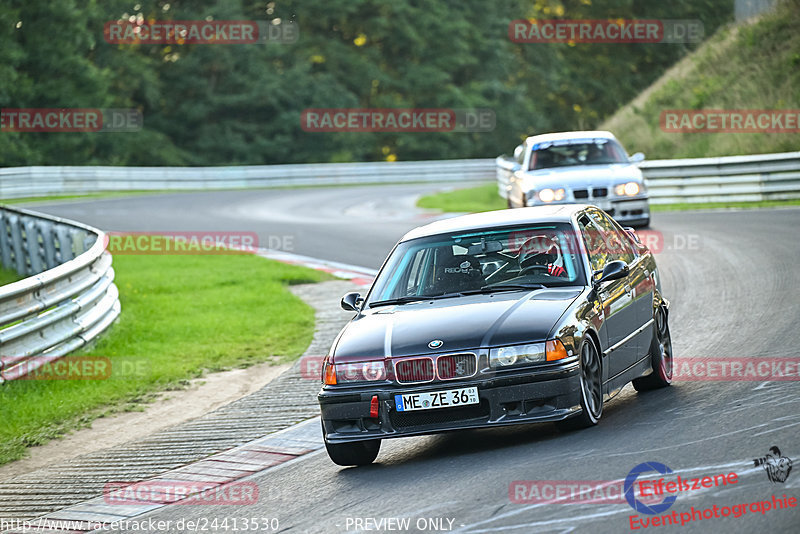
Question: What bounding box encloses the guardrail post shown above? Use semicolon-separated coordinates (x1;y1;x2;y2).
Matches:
24;217;44;275
40;220;58;269
0;206;121;383
55;226;74;263
9;214;27;275
0;213;12;272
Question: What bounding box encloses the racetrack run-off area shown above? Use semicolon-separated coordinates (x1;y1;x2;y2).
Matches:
5;184;797;534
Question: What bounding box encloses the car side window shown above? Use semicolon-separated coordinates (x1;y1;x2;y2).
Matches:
404;248;430;296
588;211;636;265
578;215;610;273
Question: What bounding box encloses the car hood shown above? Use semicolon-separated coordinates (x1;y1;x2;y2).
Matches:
332;289;582;362
519;163;642;188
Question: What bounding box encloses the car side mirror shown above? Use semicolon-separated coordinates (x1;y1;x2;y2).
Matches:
593;260;629;287
629;152;645;164
341;292;363;312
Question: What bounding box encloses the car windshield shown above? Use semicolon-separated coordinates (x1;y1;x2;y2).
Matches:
367;224;585;306
529;138;629;170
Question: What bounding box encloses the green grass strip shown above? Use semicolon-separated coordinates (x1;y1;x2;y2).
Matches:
0;253;332;466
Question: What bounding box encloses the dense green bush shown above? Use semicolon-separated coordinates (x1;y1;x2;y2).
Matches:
0;0;733;166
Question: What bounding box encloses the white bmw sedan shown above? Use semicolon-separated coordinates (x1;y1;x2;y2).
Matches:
498;131;650;227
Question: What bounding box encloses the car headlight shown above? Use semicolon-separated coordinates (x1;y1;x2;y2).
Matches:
615;182;641;197
323;360;386;384
489;340;570;368
537;188;565;202
490;343;545;367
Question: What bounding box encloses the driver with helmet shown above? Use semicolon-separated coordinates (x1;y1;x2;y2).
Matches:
517;235;566;277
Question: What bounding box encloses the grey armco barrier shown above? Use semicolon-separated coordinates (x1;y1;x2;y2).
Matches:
0;159;495;198
496;151;800;205
2;153;798;204
0;205;120;383
638;151;800;204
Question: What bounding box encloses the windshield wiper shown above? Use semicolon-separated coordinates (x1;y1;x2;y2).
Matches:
462;283;545;295
368;293;462;308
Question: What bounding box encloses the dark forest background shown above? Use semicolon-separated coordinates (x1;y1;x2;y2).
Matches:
0;0;733;166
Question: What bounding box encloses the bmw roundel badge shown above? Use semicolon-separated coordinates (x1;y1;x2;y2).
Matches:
428;339;444;349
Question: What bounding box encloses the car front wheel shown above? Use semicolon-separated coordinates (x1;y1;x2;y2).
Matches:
633;306;673;391
323;424;381;466
557;336;603;431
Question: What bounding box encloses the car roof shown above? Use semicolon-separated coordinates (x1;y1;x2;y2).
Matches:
525;130;617;144
401;205;591;242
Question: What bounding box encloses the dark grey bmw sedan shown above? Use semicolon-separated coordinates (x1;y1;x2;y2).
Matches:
318;204;672;466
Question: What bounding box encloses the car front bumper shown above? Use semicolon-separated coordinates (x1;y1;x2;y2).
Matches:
319;360;582;443
525;197;650;226
605;198;650;225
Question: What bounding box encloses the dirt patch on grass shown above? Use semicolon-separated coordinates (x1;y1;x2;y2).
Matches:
0;360;289;481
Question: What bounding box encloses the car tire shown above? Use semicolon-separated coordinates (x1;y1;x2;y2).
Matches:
556;336;603;431
323;423;381;466
633;306;673;391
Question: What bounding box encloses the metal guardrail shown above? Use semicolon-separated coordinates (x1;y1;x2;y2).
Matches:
495;156;518;200
496;151;800;205
0;205;120;383
0;160;495;198
639;151;800;204
3;152;797;205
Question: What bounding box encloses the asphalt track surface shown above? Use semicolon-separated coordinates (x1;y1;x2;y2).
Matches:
31;186;800;533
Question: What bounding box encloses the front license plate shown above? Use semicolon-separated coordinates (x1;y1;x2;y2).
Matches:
394;387;479;412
